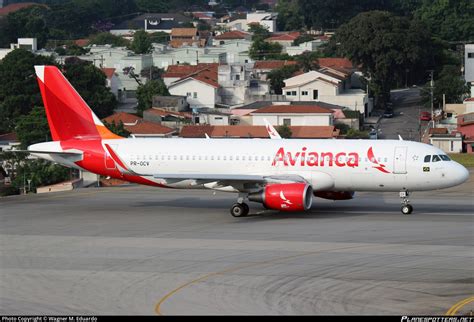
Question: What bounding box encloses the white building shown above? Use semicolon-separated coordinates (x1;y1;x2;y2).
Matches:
251;104;334;126
218;63;269;106
246;12;277;33
0;38;37;60
167;69;220;109
283;69;372;116
286;39;327;56
465;44;474;97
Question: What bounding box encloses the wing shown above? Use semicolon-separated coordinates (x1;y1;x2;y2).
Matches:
151;173;308;192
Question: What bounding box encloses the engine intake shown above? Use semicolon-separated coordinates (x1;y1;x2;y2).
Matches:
249;183;313;211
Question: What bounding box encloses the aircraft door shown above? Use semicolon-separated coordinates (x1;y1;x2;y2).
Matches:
393;146;407;174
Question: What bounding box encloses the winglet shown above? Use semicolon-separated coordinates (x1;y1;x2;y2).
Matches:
264;118;281;139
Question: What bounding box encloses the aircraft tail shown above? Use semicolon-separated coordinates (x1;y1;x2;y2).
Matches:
34;65;121;141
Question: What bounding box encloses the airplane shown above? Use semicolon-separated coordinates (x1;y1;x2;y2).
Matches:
26;66;469;217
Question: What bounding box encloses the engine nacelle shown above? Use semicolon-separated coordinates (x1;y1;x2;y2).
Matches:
314;191;354;200
248;183;313;211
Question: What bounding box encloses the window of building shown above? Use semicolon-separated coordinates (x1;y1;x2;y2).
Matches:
283;118;291;126
292;91;297;96
286;91;292;96
186;92;191;97
302;91;308;95
235;74;240;80
313;90;319;100
468;53;474;58
193;92;197;98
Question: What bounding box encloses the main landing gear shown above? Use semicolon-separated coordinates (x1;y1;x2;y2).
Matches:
230;194;250;217
400;191;413;215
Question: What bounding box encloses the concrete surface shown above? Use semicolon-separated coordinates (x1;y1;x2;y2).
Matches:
1;172;473;315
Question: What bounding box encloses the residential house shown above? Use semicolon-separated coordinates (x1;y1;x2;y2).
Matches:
265;32;300;50
246;11;278;32
0;132;19;152
253;60;298;80
170;28;204;48
152;95;189;112
110;13;192;36
0;38;37;60
153;47;225;68
428;128;463;153
102;112;175;138
251;104;334;126
282;68;372;116
213;30;251;46
465;44;474;97
286;38;328;56
163;63;219;86
180;125;338;139
457;112;474;153
167;65;220;109
218;63;269;106
100;68;119;99
143;108;192;130
194;108;231;125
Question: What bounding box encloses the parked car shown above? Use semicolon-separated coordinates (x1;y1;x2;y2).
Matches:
420;111;431;121
383;109;394;118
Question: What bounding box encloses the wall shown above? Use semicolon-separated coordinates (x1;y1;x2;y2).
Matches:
252;114;332;126
169;79;217;109
429;137;463;153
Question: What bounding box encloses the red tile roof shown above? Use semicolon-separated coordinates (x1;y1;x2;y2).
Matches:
429;128;448;135
163;63;219;79
125;120;174;135
252;105;333;114
145;108;192;119
171;28;198;38
0;3;44;16
100;68;116;79
317;58;353;70
170;65;219;88
464;97;474;102
214;30;250;40
180;125;338;138
266;32;300;42
102;112;141;125
253;60;298;70
74;39;89;47
0;132;18;142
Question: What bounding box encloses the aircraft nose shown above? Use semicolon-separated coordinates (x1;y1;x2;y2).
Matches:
454;162;469;185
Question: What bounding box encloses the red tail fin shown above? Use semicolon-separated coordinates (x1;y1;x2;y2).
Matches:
34;65;121;141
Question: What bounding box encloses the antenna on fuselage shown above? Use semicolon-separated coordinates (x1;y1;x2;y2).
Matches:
398;135;404;141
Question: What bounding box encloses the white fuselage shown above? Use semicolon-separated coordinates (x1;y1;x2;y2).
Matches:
96;138;468;192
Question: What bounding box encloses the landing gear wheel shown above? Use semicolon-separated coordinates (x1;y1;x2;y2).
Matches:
230;203;249;217
401;204;413;215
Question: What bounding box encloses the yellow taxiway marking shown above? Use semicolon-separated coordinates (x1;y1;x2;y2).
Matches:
154;245;364;315
446;296;474;316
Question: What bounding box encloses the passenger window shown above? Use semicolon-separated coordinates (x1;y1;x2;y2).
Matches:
432;155;441;162
440;155;451;161
424;155;431;163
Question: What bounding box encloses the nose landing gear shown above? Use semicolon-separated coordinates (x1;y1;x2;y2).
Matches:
400;191;413;215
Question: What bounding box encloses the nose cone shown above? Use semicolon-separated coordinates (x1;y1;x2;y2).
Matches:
452;162;470;186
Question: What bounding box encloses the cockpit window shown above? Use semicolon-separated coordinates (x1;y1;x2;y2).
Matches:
432;155;441;162
439;155;451;161
424;155;431;163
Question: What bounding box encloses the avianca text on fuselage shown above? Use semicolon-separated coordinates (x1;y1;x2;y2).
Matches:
272;147;359;168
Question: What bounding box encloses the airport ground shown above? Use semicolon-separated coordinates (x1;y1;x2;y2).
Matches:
0;171;473;315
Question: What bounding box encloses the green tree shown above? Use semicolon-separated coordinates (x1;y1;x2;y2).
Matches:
415;0;474;42
136;79;170;115
421;65;469;108
267;64;300;94
336;11;435;107
276;124;292;138
295;51;320;72
292;34;314;46
89;32;130;47
0;49;56;133
249;23;270;42
129;30;153;54
15;106;50;149
104;120;131;137
62;57;117;119
275;0;304;31
249;40;283;61
0;5;49;48
140;66;165;81
11;159;70;193
345;128;369;139
148;32;169;44
135;0;170;12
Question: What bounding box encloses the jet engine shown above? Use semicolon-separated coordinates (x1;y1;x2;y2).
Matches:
248;183;313;211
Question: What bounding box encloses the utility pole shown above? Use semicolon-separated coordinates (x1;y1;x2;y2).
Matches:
428;70;434;128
